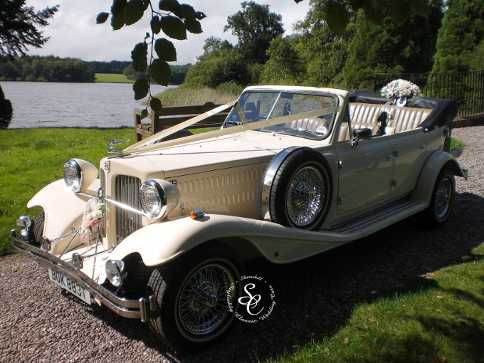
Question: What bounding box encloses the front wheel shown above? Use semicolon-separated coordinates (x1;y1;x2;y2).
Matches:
147;247;241;351
418;167;455;227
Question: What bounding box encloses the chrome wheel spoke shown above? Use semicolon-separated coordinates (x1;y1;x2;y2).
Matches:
286;166;327;227
177;263;235;336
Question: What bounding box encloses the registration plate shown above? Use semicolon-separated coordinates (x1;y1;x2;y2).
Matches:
48;268;92;305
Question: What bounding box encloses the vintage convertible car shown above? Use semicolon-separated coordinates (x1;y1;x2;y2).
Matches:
12;85;467;350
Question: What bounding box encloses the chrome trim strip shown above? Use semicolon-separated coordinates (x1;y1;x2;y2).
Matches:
260;146;301;220
12;234;147;320
105;197;146;217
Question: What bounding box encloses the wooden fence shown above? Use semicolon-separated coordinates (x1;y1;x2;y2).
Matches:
134;102;229;141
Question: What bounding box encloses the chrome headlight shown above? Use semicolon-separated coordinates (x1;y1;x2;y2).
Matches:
139;179;179;220
105;260;126;287
64;159;82;192
63;158;98;193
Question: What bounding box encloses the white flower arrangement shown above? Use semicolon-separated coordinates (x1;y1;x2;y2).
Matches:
381;79;421;100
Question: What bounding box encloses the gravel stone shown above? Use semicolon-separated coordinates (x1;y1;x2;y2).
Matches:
1;126;483;362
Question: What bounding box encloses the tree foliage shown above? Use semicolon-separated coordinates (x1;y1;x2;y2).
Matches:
342;0;443;87
431;0;484;74
260;37;304;84
0;0;58;57
0;85;13;129
184;40;249;88
0;56;95;82
97;0;206;112
224;1;284;64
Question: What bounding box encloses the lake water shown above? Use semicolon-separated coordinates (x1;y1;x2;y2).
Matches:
0;81;173;128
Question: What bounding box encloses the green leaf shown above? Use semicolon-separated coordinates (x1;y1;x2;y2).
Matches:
125;0;145;26
161;16;187;40
174;4;196;20
149;98;163;112
140;108;149;119
133;78;149;100
110;0;127;30
150;16;162;34
96;12;109;24
155;38;177;62
131;42;148;72
159;0;180;12
150;59;171;85
184;18;202;34
324;0;350;34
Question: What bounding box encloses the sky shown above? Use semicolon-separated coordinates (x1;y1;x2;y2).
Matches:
26;0;311;64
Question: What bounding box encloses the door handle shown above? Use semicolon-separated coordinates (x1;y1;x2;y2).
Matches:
392;150;399;158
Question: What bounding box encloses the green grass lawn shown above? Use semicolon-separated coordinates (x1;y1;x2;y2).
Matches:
0;128;134;255
95;73;132;83
272;246;484;363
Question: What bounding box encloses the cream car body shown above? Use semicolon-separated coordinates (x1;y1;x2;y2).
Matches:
13;85;466;349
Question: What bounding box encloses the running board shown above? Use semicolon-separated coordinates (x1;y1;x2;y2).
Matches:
330;200;426;235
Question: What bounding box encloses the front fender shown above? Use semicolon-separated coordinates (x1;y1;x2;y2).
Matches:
109;214;366;266
27;179;99;243
413;150;466;205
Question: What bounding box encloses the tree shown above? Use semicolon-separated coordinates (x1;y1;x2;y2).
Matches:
184;38;249;87
0;0;58;57
224;1;284;64
261;37;304;84
431;0;484;74
96;0;436;102
342;0;443;87
0;86;13;129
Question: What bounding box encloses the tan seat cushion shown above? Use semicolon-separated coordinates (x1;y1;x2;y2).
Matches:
347;102;432;137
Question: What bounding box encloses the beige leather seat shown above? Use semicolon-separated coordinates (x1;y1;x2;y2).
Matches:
337;103;432;142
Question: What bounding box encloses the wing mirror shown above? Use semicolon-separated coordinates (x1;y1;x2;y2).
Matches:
351;128;372;147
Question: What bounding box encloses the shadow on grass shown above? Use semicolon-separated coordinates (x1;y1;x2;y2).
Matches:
91;191;484;362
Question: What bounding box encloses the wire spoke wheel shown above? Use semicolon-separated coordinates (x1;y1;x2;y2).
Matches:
286;165;327;227
176;262;235;338
434;176;452;219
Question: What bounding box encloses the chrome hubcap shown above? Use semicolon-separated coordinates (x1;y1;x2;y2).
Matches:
286;165;327;227
176;262;235;337
434;177;452;219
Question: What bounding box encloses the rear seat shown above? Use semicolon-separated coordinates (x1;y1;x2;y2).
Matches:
338;102;432;141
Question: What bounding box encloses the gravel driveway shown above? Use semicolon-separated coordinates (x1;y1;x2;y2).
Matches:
1;126;483;362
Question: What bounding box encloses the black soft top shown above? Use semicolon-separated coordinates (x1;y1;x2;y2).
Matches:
348;90;457;129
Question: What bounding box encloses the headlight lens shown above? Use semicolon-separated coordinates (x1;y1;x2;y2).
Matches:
139;180;166;219
105;260;125;287
64;159;82;192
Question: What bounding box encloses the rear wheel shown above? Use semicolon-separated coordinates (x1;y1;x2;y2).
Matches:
419;167;455;227
147;247;241;351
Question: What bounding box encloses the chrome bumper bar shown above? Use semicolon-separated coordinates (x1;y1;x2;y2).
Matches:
11;231;153;322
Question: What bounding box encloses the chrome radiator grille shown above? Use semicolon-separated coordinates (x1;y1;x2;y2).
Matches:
115;175;142;242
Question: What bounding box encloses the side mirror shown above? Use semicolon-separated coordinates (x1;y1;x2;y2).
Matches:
351;128;372;148
352;128;372;139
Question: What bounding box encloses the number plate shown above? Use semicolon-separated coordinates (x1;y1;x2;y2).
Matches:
48;268;92;305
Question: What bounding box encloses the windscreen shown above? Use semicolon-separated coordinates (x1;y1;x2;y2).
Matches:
224;91;338;140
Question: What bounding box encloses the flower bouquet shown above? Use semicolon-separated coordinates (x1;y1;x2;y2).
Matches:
381;79;421;106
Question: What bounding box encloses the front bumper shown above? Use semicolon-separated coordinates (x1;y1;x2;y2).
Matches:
11;231;154;322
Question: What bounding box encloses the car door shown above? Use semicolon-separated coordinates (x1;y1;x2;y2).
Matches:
334;135;394;219
389;128;436;197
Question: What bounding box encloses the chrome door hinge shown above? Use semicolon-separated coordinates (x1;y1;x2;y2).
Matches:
337;160;343;169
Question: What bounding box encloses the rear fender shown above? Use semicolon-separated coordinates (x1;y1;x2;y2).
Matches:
412;150;466;205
